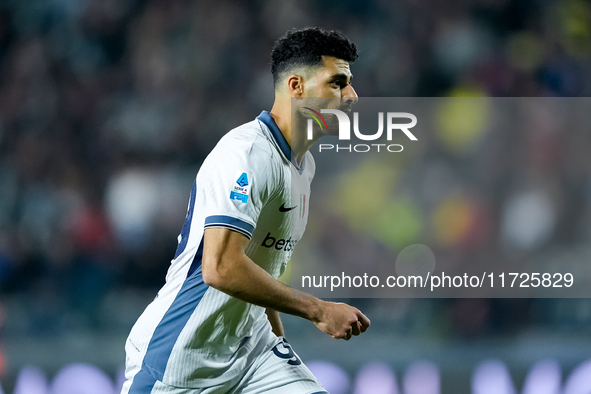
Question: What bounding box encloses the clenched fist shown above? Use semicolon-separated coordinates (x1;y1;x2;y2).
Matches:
314;301;370;340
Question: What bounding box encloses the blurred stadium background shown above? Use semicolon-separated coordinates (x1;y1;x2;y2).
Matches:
1;0;591;393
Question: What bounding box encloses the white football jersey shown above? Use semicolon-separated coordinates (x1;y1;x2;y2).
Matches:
124;111;315;390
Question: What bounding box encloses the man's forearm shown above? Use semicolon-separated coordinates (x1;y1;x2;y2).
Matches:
204;248;323;323
202;228;370;340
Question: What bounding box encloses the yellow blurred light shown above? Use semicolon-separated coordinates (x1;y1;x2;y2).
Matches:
329;158;424;250
332;159;400;233
558;0;591;56
373;199;422;250
436;92;490;154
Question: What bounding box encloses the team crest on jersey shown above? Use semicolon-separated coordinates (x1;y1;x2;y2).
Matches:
230;172;250;203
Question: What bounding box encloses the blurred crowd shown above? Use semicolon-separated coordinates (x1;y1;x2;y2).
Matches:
1;0;591;380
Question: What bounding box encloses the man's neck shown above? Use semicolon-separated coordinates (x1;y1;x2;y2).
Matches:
269;103;319;166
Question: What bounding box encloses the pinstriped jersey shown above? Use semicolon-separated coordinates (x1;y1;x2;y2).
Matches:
124;111;315;389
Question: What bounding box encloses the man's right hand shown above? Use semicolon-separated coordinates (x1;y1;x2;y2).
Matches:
314;301;370;340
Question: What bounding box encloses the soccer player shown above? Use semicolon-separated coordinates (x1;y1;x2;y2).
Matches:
121;27;370;394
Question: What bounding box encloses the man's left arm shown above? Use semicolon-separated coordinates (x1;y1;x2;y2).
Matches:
265;308;284;337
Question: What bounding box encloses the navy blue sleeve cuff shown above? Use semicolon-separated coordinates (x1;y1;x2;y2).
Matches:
204;215;255;239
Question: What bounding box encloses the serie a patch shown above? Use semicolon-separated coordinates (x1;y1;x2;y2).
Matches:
230;172;250;203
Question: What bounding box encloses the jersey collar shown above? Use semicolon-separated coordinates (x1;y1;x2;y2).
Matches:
256;110;305;173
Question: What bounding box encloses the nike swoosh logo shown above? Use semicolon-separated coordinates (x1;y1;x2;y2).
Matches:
279;203;298;212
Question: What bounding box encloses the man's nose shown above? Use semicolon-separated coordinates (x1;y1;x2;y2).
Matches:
342;84;358;104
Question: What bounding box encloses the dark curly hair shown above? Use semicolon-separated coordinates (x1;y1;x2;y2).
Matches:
271;27;358;87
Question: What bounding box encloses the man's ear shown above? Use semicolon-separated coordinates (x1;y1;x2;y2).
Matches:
286;74;304;97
